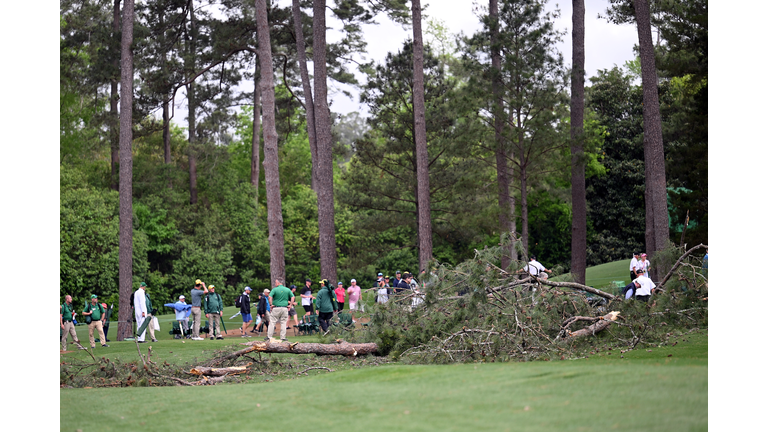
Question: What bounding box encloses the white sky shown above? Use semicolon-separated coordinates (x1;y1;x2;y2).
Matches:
324;0;639;116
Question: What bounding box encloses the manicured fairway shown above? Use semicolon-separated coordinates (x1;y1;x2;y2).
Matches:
61;331;707;432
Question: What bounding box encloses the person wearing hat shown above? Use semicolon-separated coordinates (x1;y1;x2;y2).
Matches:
61;295;86;351
204;285;224;340
189;279;208;340
334;281;346;313
134;282;157;343
392;271;403;288
300;279;315;317
376;277;389;304
238;287;253;338
82;294;109;348
287;285;300;330
638;253;650;275
629;252;641;281
347;279;362;322
267;279;295;341
632;268;656;302
315;279;338;332
173;295;191;339
257;289;271;334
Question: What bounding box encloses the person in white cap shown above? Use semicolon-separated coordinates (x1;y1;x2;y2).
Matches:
347;279;362;323
174;295;190;338
238;287;253;338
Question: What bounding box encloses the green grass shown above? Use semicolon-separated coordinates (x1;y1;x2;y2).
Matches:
61;330;707;432
585;258;631;288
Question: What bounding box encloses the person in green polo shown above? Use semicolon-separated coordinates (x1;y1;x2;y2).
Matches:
315;280;338;332
60;295;85;351
267;278;294;341
82;295;109;349
204;285;224;340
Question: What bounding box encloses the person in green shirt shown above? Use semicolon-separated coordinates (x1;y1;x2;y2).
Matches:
204;285;224;340
60;295;85;351
315;280;338;332
82;295;109;349
267;279;294;341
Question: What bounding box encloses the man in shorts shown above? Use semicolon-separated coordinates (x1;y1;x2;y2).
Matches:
238;287;253;337
346;279;361;323
300;279;315;317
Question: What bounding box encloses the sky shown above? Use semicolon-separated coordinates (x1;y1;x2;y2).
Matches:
323;0;640;116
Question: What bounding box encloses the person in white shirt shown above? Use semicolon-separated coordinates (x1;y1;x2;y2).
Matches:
637;253;651;274
629;252;640;281
134;282;157;343
633;269;656;302
523;256;552;279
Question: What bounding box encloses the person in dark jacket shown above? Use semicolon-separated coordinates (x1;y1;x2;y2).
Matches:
315;282;338;332
239;287;253;338
256;290;271;334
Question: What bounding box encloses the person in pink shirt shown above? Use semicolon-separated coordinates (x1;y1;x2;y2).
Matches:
334;282;346;314
347;279;362;323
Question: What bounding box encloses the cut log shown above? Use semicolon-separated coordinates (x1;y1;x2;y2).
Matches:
242;339;378;356
566;311;620;338
189;365;250;376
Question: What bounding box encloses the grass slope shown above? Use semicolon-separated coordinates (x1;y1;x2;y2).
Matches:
61;331;707;432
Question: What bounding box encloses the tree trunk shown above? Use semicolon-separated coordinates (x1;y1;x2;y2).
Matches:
246;340;379;356
251;68;261;193
255;0;286;283
313;0;338;285
160;6;171;167
490;0;514;270
110;0;121;192
117;0;135;342
292;0;318;191
412;0;433;271
570;0;587;284
635;0;669;280
187;0;198;205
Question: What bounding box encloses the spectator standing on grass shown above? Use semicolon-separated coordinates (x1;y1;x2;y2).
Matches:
287;285;300;330
638;253;650;274
630;252;640;281
134;282;157;343
175;295;191;338
335;282;346;312
267;279;294;342
633;269;656;302
61;295;85;351
83;294;109;348
204;285;224;340
301;279;315;317
257;290;271;334
315;281;338;332
238;287;253;338
347;279;362;322
189;279;208;340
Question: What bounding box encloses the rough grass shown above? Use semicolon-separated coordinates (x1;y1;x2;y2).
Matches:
61;330;707;432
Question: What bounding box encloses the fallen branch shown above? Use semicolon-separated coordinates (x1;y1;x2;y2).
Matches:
297;366;334;375
538;279;616;300
189;365;251;377
658;243;708;289
566;312;620;338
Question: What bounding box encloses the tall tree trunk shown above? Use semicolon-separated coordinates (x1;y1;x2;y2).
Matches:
255;0;286;283
110;0;121;192
313;0;338;285
187;0;198;205
160;8;172;172
490;0;514;269
570;0;587;284
251;67;261;191
292;0;318;190
117;0;135;342
411;0;432;271
635;0;668;280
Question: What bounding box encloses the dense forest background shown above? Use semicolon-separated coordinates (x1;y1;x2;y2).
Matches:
60;0;707;311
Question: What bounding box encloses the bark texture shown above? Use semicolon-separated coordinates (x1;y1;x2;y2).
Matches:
117;0;135;342
313;0;338;285
255;0;286;282
187;0;198;205
635;0;669;279
245;340;379;356
411;0;433;271
565;311;619;338
251;69;261;190
292;0;318;190
110;0;121;192
570;0;587;284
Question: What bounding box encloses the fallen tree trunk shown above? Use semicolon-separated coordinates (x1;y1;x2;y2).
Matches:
243;339;378;356
566;311;620;338
189;365;250;376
